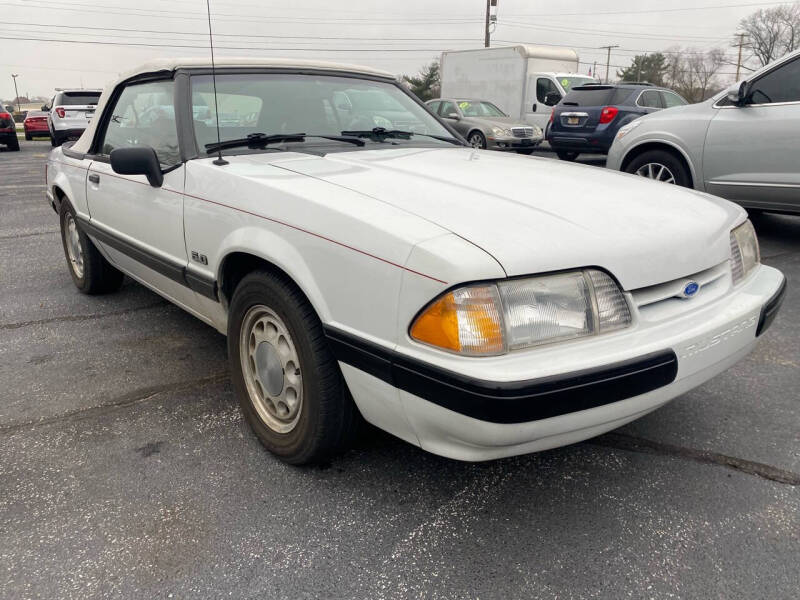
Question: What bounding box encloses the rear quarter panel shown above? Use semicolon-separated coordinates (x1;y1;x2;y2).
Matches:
47;147;90;215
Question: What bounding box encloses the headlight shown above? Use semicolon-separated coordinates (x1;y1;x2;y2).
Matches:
533;126;543;137
730;219;760;284
615;119;642;141
491;127;511;137
410;269;632;356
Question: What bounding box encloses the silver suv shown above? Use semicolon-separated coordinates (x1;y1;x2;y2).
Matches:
607;49;800;215
45;89;102;146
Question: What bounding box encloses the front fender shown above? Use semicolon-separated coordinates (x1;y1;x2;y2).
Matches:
216;226;331;323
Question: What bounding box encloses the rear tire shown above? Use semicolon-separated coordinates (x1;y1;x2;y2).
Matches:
556;151;579;161
59;203;124;294
51;131;63;147
25;132;32;141
227;270;360;465
625;149;691;188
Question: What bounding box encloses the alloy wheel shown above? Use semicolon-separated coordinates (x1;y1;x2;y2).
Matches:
239;305;303;434
65;214;84;279
635;162;676;184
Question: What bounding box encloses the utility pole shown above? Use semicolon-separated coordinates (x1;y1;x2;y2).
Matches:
484;0;498;48
599;45;619;84
11;74;20;113
735;33;747;80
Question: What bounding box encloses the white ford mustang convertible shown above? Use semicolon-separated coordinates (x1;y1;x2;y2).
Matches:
47;58;786;464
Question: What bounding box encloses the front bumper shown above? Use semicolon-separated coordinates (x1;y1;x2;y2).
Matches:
488;135;543;151
333;265;785;461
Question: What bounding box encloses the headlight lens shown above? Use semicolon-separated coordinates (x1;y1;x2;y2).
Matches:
491;127;511;137
410;269;631;356
615;119;642;141
730;219;760;284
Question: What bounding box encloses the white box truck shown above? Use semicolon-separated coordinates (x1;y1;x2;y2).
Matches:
440;45;597;130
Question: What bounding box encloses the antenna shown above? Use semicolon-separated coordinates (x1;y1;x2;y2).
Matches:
205;0;228;166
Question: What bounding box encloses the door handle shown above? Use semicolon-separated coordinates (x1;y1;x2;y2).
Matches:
532;103;537;112
88;173;100;184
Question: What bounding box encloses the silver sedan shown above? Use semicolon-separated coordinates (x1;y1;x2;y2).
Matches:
427;98;543;154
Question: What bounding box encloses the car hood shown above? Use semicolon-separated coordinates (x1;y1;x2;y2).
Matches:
466;116;527;128
268;147;743;290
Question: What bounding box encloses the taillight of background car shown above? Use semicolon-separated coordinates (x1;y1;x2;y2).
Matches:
599;106;619;124
55;107;66;118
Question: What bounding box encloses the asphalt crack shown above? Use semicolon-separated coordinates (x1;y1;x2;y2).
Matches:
592;431;800;486
0;229;59;240
0;372;229;434
0;300;169;330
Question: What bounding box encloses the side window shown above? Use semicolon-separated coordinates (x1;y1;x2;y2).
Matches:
661;91;688;108
748;57;800;104
536;78;560;104
427;101;441;114
100;80;180;166
638;90;663;108
439;100;458;118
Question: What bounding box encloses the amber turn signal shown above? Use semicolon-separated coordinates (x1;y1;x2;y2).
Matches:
410;285;505;356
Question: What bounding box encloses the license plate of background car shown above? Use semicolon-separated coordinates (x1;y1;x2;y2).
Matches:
567;117;579;125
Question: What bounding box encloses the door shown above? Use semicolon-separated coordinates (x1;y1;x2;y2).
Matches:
85;79;190;296
438;100;469;136
525;76;561;129
703;56;800;212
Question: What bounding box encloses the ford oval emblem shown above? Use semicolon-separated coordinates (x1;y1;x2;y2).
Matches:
681;281;700;298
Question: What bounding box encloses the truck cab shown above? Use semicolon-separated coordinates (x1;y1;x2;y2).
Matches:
524;72;597;129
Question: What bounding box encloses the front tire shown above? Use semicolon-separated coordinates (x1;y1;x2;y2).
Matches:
468;131;487;149
625;149;690;187
228;270;360;465
59;203;124;294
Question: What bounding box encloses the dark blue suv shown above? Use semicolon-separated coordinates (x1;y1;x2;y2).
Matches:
546;83;687;161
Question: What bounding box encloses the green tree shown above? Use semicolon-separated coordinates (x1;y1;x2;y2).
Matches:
402;61;440;101
617;53;669;86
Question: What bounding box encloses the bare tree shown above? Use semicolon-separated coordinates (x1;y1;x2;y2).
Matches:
663;47;726;103
736;4;800;68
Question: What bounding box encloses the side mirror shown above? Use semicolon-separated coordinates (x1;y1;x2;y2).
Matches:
110;146;164;187
445;112;460;120
726;81;748;106
544;91;562;106
41;104;49;111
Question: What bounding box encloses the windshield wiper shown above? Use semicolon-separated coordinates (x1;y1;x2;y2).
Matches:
205;132;365;154
340;127;463;146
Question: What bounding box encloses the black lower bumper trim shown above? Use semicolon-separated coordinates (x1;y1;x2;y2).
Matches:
756;276;787;336
78;216;218;301
325;326;678;424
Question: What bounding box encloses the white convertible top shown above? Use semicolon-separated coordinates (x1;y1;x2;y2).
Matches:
70;57;396;154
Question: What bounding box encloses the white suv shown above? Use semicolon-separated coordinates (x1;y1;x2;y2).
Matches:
46;89;101;146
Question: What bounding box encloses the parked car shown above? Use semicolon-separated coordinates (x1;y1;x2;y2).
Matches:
23;110;50;140
45;88;102;146
0;108;19;151
47;58;785;465
427;98;543;153
608;50;800;215
547;83;688;161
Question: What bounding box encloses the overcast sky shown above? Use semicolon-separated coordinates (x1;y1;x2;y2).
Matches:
0;0;789;101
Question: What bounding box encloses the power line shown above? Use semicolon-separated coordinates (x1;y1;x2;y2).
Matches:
498;1;796;18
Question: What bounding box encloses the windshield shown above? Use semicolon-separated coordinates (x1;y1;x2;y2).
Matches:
557;76;597;92
457;100;506;117
191;73;456;155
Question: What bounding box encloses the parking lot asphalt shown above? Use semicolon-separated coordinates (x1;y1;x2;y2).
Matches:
1;140;798;599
